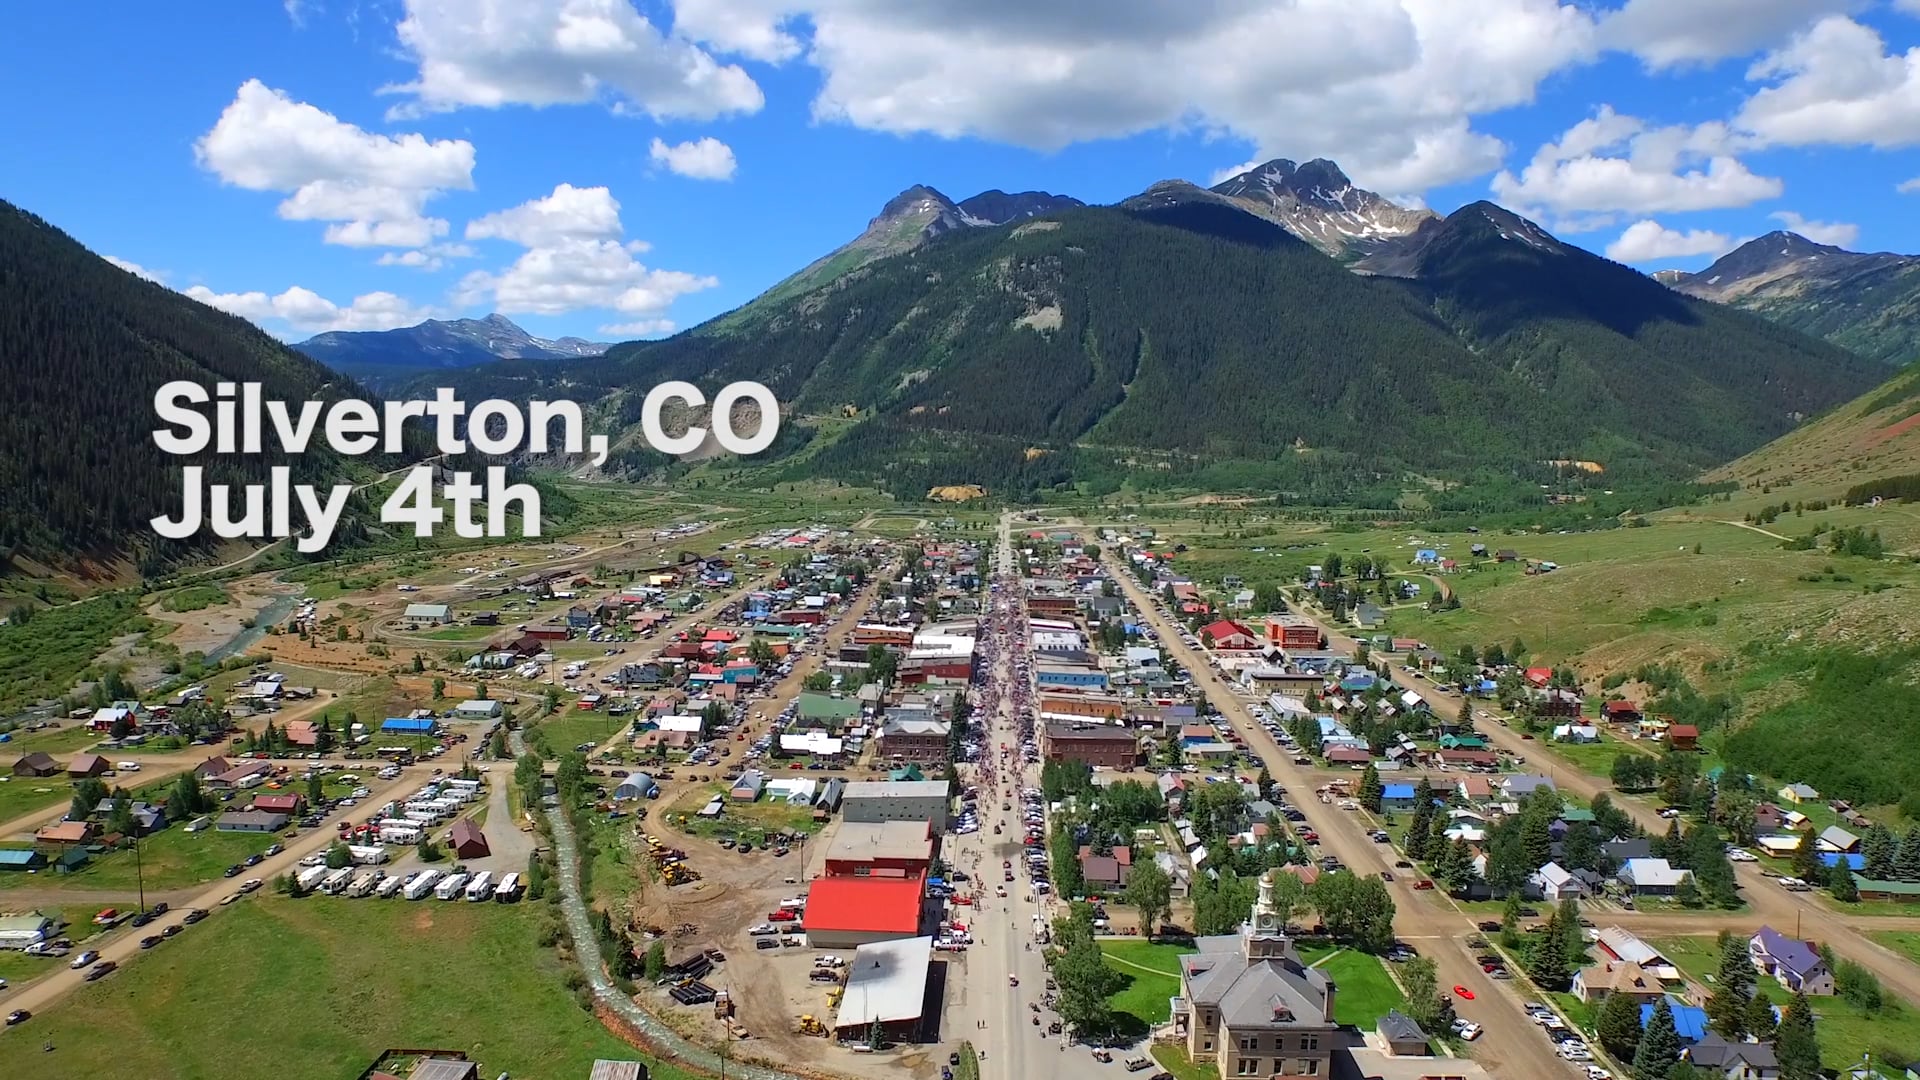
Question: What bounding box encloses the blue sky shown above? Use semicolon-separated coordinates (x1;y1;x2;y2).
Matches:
3;0;1918;343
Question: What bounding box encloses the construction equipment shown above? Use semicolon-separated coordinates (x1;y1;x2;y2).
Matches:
796;1015;828;1037
714;990;734;1018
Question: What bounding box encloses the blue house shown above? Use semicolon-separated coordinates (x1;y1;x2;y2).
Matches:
1821;853;1868;871
1414;549;1439;565
1641;997;1709;1044
1340;672;1377;693
381;717;438;735
1381;783;1418;812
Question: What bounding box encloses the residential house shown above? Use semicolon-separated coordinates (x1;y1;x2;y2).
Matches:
1531;862;1589;901
1173;871;1338;1080
284;720;319;748
401;602;453;628
1198;619;1260;651
1573;959;1665;1005
1553;722;1600;743
36;820;96;846
1380;783;1418;813
1079;846;1133;891
1619;858;1691;896
1684;1033;1780;1079
1351;603;1385;630
1749;927;1835;996
10;752;60;778
194;755;234;779
252;793;304;816
1502;774;1556;800
67;753;111;778
1602;700;1643;724
216;810;289;833
0;849;50;872
1818;826;1861;854
1668;724;1699;751
1602;837;1655;866
1640;996;1710;1046
1778;783;1820;805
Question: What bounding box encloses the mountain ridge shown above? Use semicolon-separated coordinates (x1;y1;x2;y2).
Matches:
1659;231;1920;366
295;313;611;386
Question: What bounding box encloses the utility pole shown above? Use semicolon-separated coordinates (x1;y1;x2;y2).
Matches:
134;833;146;915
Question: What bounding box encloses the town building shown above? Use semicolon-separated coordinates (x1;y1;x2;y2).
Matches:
401;603;453;628
1749;926;1835;996
1173;870;1337;1079
1041;720;1140;769
876;715;951;764
802;873;930;949
832;936;937;1042
840;780;951;833
823;820;936;879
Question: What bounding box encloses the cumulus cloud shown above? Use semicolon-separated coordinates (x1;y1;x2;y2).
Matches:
1597;0;1855;69
669;0;804;61
1492;105;1783;215
184;284;433;334
105;256;167;284
1605;220;1741;262
382;0;763;121
1738;16;1920;148
458;183;718;317
196;80;475;248
601;318;677;337
375;243;476;271
1769;210;1860;246
1900;176;1920;193
648;136;737;180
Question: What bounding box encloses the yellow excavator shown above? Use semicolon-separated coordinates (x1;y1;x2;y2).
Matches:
796;1015;828;1037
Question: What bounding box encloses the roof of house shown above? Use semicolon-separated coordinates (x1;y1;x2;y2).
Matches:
588;1062;648;1080
1180;936;1331;1029
1597;927;1664;966
1752;926;1825;979
69;752;108;772
1504;774;1556;795
403;603;452;619
407;1058;478;1080
1668;724;1699;738
825;821;933;864
13;751;58;771
1082;854;1122;883
1621;858;1689;888
251;794;302;812
1641;997;1708;1042
0;849;47;867
1686;1033;1778;1071
1200;619;1257;643
1819;825;1860;850
833;936;934;1029
803;874;926;934
216;809;288;829
1377;1010;1428;1044
1578;960;1658;996
36;821;92;843
1381;783;1416;799
1534;862;1578;890
450;819;487;850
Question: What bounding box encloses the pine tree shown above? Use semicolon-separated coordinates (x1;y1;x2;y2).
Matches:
1359;763;1383;813
1597;989;1645;1062
1632;997;1681;1080
1706;934;1754;1038
1773;992;1821;1080
1862;823;1897;881
1897;826;1920;882
1741;990;1776;1040
1791;828;1823;884
1829;865;1858;902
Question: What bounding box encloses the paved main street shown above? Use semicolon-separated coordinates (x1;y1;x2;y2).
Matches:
1098;545;1584;1080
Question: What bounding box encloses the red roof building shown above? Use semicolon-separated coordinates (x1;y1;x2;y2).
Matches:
1667;724;1699;750
252;793;305;815
1199;620;1259;651
1325;746;1373;765
1524;667;1554;688
801;872;929;948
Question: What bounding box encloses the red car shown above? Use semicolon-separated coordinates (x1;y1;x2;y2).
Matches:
1453;985;1475;1000
1413;880;1435;891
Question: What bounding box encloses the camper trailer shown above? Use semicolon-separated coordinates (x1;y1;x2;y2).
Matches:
403;869;444;900
464;871;494;902
374;875;405;898
320;868;355;895
296;866;331;891
348;844;389;865
348;871;383;897
434;872;469;900
493;871;522;902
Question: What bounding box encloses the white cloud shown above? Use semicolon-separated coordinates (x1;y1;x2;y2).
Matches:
669;0;803;61
1492;106;1783;214
105;256;167;284
648;136;737;180
1899;0;1920;15
1605;220;1741;261
197;80;475;248
1737;16;1920;148
184;284;433;334
457;183;718;317
376;243;475;271
465;183;624;246
1900;176;1920;193
600;318;677;336
1598;0;1856;69
1769;210;1860;246
284;0;313;28
383;0;763;121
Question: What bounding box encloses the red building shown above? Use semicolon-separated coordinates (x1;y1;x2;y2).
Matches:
1199;619;1259;651
822;821;936;879
802;872;930;948
1041;721;1140;769
1265;615;1323;651
251;793;305;815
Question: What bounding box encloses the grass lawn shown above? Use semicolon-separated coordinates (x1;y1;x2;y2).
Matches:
531;711;626;757
11;894;696;1080
1151;1042;1221;1080
664;785;823;841
1298;946;1406;1029
1100;940;1190;1031
0;775;74;824
1868;932;1920;966
414;625;500;641
6;725;106;756
1654;934;1920;1068
0;826;280;893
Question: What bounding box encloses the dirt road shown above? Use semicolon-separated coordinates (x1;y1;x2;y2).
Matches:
1100;550;1582;1080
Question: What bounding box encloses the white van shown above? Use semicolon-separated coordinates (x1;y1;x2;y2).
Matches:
117;761;141;772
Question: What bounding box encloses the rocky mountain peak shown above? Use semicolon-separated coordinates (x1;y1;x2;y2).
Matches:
956;189;1085;226
1207;157;1436;258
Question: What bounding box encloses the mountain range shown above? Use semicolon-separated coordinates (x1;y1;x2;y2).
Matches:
294;314;611;389
1657;232;1920;367
420;168;1879;499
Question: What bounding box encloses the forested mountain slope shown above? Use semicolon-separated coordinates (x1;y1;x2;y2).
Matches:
0;200;379;570
1708;361;1920;494
458;198;1878;497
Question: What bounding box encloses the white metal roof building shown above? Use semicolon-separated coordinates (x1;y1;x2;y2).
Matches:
840;779;951;833
832;935;935;1035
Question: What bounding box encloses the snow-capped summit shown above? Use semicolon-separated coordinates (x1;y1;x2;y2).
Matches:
1209;158;1438;257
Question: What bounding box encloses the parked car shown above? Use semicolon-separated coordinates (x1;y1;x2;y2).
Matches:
85;961;118;981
